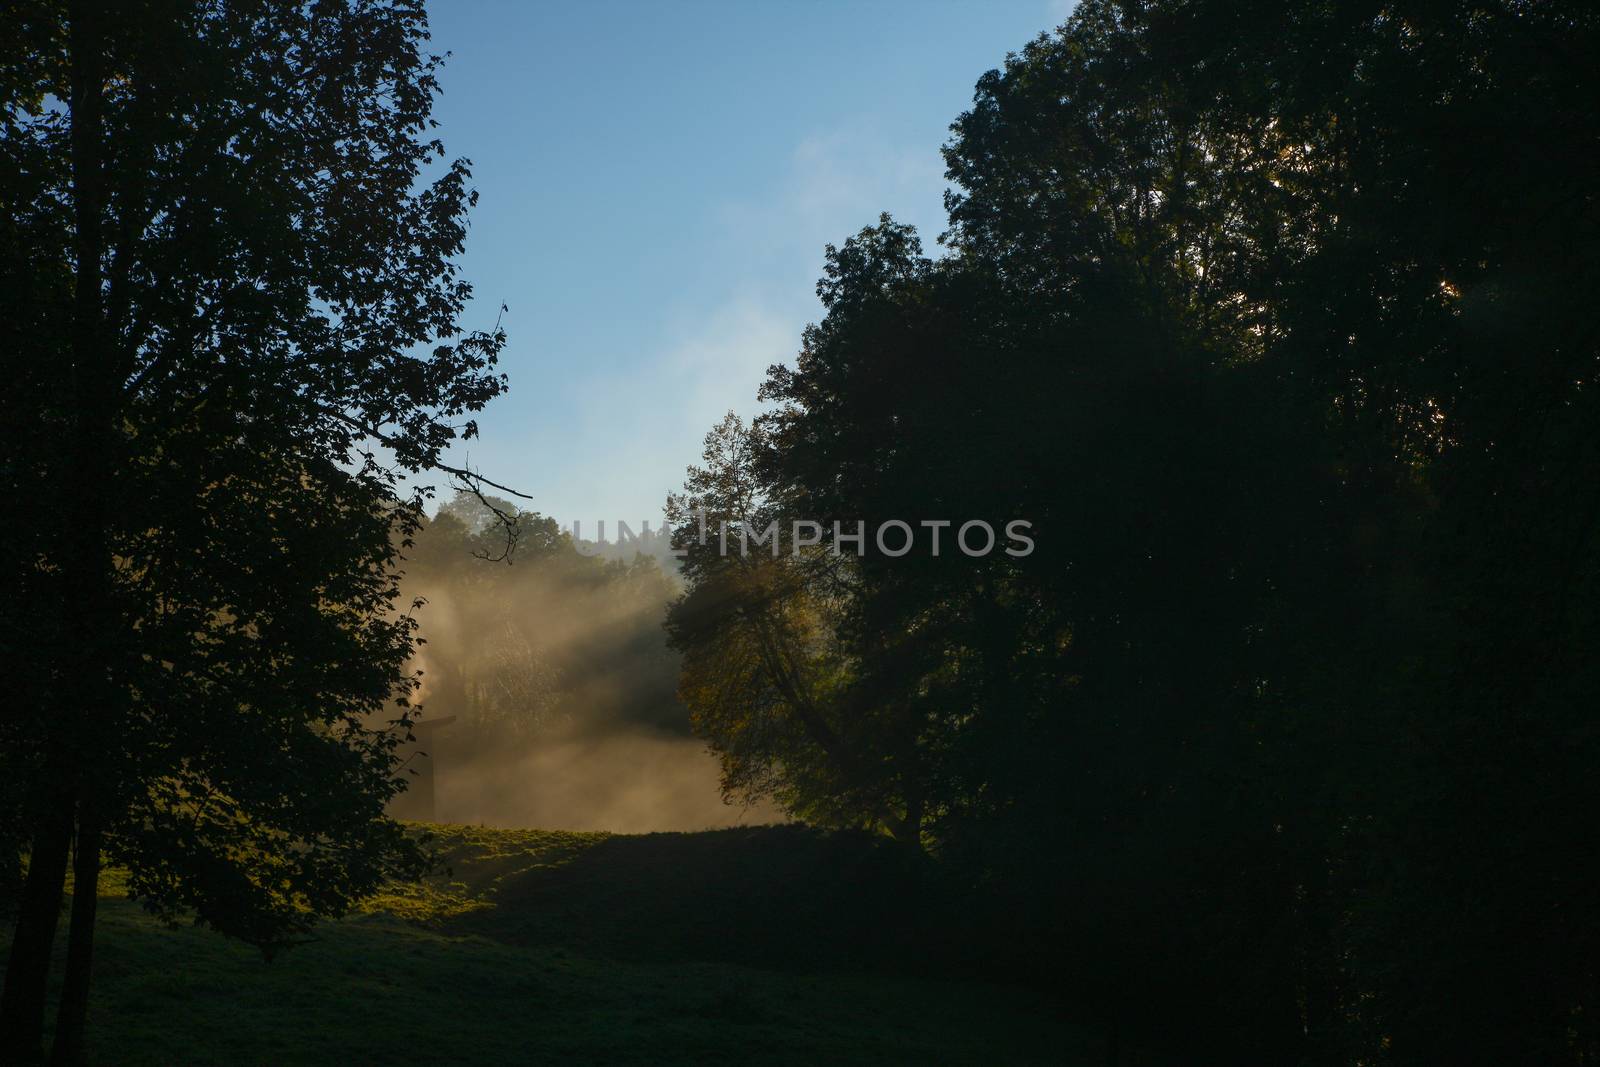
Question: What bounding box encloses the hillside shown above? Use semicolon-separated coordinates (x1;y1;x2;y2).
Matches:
15;824;1097;1065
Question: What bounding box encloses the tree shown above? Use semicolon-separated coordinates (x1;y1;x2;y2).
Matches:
753;205;1326;1054
664;412;929;845
670;0;1600;1060
1158;2;1600;1057
0;2;517;1060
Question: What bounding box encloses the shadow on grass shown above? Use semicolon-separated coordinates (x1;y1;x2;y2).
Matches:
433;824;966;974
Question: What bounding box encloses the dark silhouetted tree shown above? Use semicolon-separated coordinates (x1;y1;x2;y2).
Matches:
0;2;516;1060
670;1;1600;1061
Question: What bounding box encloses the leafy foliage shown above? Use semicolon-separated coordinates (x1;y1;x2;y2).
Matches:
1;0;511;1053
669;1;1600;1061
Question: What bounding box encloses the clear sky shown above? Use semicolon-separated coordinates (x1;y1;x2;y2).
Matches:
422;1;1073;530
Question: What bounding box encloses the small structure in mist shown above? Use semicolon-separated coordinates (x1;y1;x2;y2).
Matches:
389;715;455;822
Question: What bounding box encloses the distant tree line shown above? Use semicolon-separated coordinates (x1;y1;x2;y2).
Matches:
404;493;685;753
666;1;1600;1062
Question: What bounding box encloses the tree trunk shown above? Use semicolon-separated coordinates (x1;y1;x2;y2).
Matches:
49;806;101;1067
0;810;73;1064
7;4;111;1060
42;3;111;1062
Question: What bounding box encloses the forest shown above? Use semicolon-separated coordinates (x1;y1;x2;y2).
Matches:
3;1;1598;1064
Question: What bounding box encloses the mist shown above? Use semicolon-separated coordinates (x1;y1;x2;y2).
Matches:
434;727;777;833
392;493;779;832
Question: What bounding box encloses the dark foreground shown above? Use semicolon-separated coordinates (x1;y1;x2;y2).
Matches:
6;824;1099;1065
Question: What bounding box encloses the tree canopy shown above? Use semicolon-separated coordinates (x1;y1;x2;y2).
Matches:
1;1;511;1059
667;1;1600;1061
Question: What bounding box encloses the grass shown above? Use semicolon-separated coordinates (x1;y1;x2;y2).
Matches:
13;824;1098;1065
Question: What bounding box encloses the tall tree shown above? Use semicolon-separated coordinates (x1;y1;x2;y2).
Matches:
665;413;928;844
672;0;1599;1060
0;2;516;1060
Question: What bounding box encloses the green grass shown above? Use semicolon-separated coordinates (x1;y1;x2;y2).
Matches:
16;824;1096;1065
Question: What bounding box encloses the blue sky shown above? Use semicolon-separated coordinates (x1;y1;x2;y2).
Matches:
422;1;1072;529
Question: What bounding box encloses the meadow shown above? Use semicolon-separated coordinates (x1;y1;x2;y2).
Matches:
11;825;1094;1065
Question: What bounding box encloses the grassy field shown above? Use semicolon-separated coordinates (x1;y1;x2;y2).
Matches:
14;824;1099;1065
